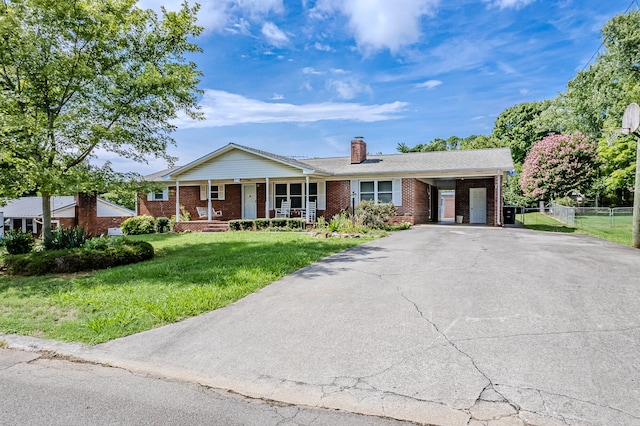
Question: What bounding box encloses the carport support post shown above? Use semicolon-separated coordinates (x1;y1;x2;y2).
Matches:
632;134;640;248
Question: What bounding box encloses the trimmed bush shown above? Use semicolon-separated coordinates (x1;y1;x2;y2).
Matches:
121;215;156;235
228;220;241;231
269;218;287;228
44;226;86;250
239;220;254;231
286;218;306;230
3;230;35;255
4;239;154;276
254;219;270;230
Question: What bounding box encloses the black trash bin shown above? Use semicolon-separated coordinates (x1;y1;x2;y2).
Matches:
503;206;516;224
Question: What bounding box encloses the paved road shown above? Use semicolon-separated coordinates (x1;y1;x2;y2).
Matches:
0;349;411;425
3;225;640;425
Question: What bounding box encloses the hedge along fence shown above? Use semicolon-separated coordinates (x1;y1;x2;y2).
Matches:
3;239;154;276
228;218;306;231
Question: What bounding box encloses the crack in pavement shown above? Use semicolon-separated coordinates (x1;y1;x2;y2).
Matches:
455;325;640;342
397;291;521;415
499;383;640;423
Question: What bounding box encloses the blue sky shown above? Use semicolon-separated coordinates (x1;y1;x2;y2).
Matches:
108;0;633;174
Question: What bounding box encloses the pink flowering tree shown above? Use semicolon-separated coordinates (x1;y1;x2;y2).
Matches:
520;132;599;201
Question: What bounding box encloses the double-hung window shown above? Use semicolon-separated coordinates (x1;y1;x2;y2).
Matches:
275;182;318;208
360;180;393;203
210;184;224;200
148;188;169;201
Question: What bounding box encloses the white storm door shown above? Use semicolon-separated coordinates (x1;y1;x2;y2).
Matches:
242;184;257;219
469;188;487;224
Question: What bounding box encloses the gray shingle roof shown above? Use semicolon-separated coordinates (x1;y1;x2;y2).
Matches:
302;148;514;176
143;145;514;180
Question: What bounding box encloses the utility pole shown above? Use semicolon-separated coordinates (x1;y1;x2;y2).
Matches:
622;103;640;248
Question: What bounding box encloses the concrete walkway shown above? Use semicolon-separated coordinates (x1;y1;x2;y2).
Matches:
4;225;640;425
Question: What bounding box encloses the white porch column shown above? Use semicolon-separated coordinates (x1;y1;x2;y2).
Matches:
305;175;310;223
207;179;212;221
175;181;180;222
265;177;270;218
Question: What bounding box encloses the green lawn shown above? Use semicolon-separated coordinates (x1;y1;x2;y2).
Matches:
517;212;633;246
0;232;370;344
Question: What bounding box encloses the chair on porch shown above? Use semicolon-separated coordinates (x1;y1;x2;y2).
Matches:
275;201;290;218
307;201;317;222
197;206;223;219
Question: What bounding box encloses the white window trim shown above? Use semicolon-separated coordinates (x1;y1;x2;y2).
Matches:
270;181;325;210
351;179;402;206
148;188;169;201
200;184;225;201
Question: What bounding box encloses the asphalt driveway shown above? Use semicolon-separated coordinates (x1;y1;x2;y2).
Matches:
6;225;640;425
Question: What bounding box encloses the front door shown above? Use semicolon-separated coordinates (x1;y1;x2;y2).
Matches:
242;184;257;219
469;187;487;224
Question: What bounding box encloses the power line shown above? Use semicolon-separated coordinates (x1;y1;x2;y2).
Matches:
580;0;639;72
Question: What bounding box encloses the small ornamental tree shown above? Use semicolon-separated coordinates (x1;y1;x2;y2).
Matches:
520;132;599;201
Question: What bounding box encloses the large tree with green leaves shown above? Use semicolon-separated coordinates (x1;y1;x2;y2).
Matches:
490;100;558;165
0;0;202;240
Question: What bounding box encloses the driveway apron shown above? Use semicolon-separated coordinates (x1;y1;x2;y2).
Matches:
9;225;640;425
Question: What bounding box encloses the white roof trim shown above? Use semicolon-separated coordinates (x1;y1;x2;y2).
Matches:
163;143;327;180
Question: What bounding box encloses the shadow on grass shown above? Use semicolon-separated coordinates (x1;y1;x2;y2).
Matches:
523;224;578;233
0;233;377;298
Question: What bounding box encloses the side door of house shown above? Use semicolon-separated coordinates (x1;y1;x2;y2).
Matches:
469;187;486;224
242;184;257;219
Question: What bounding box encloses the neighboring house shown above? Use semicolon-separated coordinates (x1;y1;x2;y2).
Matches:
139;138;514;231
1;194;135;236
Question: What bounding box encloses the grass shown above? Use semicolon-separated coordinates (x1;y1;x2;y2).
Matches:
0;232;371;344
516;212;633;246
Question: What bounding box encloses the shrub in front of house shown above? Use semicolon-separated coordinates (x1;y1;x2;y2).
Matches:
269;218;287;228
121;215;156;235
354;200;396;229
44;226;86;250
155;217;170;233
254;219;270;230
3;230;35;255
3;238;154;276
286;218;306;230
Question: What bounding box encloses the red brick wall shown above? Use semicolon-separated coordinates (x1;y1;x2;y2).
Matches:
396;178;430;224
325;180;352;218
455;178;496;226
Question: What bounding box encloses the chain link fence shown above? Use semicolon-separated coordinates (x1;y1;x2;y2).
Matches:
518;204;633;230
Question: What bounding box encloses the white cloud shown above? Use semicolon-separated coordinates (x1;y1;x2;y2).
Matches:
261;22;289;47
415;80;442;89
314;42;333;52
174;90;407;127
483;0;535;10
271;93;285;100
326;79;373;100
311;0;439;54
137;0;284;33
497;62;517;75
302;67;324;75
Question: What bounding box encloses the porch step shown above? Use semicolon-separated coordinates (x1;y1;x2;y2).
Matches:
201;221;229;232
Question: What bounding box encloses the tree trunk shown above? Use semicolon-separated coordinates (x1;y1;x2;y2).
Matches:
41;193;52;242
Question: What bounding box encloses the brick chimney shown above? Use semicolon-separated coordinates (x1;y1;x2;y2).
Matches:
75;192;97;236
351;137;366;164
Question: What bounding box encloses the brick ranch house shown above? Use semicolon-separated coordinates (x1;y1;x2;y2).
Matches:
138;139;514;231
1;194;135;236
